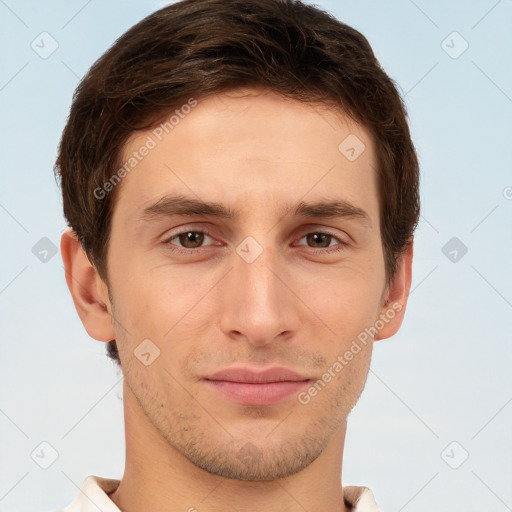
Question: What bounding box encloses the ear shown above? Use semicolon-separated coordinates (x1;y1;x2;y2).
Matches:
374;241;413;341
60;227;115;342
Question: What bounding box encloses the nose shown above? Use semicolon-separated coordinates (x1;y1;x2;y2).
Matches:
218;241;300;347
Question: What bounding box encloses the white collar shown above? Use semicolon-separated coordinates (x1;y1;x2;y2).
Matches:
59;475;381;512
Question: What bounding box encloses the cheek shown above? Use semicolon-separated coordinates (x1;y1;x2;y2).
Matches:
111;260;182;325
300;265;384;338
110;263;219;367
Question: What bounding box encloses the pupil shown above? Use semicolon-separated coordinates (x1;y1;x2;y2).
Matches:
307;233;330;248
180;232;204;248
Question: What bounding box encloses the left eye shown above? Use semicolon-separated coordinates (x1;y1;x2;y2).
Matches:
296;232;342;249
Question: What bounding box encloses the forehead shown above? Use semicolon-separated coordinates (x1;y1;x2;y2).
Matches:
115;88;378;224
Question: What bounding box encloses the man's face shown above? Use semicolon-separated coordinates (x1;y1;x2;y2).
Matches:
105;88;389;480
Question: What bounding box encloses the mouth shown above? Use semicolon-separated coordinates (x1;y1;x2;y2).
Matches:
203;366;311;406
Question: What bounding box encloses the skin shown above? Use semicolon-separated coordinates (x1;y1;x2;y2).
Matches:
61;87;413;512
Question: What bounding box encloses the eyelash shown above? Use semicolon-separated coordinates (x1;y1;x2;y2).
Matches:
163;228;348;255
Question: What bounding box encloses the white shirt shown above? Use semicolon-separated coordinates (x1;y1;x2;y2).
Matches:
55;475;381;511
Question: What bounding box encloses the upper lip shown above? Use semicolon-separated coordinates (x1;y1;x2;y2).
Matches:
204;367;310;384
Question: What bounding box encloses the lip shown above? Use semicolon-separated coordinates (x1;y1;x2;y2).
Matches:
203;366;310;406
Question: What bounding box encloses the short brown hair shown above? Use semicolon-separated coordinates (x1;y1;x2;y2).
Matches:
55;0;420;365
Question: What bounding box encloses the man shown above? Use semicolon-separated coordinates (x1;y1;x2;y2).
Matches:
56;0;419;510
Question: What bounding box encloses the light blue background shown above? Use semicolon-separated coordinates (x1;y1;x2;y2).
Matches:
1;1;511;510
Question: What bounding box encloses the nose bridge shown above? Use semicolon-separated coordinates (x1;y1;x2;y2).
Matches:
219;235;296;344
236;238;281;305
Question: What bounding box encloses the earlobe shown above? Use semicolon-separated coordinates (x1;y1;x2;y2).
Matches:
60;227;115;342
374;241;413;341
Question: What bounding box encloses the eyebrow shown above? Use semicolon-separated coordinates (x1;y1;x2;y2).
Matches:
139;194;371;226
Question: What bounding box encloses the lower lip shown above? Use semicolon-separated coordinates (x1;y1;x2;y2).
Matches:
204;380;309;406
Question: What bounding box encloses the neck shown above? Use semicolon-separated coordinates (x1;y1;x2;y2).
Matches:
109;381;350;512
